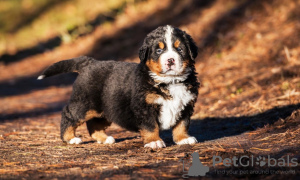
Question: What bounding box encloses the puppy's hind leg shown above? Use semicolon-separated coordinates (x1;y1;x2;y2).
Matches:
86;118;115;144
61;105;103;144
60;105;82;144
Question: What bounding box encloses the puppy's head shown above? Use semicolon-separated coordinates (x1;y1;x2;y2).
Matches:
139;25;198;80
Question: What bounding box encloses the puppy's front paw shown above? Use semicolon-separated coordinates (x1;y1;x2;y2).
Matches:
176;136;197;145
97;136;115;144
104;136;115;144
69;137;82;144
144;140;166;149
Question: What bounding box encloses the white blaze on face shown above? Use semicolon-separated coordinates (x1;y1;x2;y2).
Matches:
160;25;183;75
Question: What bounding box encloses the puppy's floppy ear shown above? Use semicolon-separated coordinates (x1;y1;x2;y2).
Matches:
183;31;198;61
139;43;149;63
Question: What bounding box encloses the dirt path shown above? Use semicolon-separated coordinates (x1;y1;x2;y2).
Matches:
1;107;299;179
1;0;300;179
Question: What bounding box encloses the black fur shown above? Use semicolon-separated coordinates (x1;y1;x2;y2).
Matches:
39;25;200;146
39;56;95;78
176;27;198;61
139;26;166;63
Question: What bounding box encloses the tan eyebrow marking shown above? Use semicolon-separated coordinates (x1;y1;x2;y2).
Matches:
174;39;180;48
158;41;164;49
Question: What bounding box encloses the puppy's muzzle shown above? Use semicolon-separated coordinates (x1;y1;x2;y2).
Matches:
167;58;175;67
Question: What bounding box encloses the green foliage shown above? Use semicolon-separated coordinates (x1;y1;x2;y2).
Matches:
0;0;129;56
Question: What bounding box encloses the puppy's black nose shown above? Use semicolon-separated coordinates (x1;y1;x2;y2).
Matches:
167;58;175;66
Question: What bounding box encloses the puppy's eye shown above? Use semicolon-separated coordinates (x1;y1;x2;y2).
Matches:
176;47;183;52
156;49;163;54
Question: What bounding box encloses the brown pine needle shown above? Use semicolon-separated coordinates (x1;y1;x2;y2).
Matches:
250;147;271;151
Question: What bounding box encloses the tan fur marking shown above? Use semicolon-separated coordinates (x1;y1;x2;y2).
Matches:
172;120;189;143
174;39;181;48
145;93;161;104
182;59;189;70
63;126;76;141
85;110;102;120
160;88;172;99
187;84;193;90
89;120;111;142
146;59;162;75
91;130;108;142
63;110;103;142
158;41;165;49
79;110;103;124
140;125;161;144
180;60;190;78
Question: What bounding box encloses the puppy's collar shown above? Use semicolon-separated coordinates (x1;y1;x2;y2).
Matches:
172;79;183;84
154;81;183;89
153;77;184;87
149;71;189;86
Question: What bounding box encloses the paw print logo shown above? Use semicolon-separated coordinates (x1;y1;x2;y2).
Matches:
180;152;209;178
256;156;266;166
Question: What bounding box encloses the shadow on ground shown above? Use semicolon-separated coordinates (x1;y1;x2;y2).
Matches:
161;104;300;144
0;73;77;97
189;104;300;142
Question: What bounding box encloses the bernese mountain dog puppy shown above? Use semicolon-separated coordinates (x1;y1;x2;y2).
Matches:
38;25;199;149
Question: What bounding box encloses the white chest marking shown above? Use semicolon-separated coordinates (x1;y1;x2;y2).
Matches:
156;84;195;130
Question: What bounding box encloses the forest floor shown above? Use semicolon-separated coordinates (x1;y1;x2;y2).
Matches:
0;0;300;179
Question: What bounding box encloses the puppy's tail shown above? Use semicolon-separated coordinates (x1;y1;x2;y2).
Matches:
37;56;94;80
